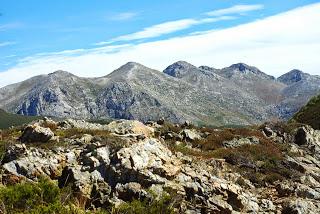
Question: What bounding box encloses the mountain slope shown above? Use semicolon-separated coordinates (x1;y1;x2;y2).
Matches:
0;61;319;126
0;109;40;129
292;94;320;129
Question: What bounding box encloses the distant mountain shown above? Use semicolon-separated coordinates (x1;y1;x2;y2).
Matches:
275;70;320;119
278;69;309;85
0;109;39;129
0;61;319;126
292;94;320;129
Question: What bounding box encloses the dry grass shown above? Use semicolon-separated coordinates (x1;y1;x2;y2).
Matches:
192;127;267;151
167;123;297;187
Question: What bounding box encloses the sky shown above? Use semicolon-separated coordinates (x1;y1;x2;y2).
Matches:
0;0;320;87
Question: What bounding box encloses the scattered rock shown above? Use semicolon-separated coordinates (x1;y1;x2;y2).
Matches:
79;134;94;144
115;182;149;201
157;117;165;125
223;136;259;148
282;199;320;214
262;126;276;138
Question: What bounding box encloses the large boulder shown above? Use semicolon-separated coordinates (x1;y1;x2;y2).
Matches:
180;129;202;141
295;126;320;146
58;166;94;198
114;138;181;185
107;120;154;137
20;124;54;143
2;146;73;179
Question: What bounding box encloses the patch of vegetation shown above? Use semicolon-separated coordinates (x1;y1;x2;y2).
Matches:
0;178;176;214
112;194;175;214
192;127;266;150
168;124;297;187
291;94;320;129
0;178;70;213
259;121;303;135
0;109;40;129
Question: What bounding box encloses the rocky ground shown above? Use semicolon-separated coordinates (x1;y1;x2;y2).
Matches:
0;118;319;213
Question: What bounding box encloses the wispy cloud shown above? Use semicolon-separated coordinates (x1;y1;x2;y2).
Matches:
0;22;22;31
108;12;139;21
1;3;320;87
0;41;16;47
95;16;235;45
1;54;17;59
206;4;264;16
96;4;264;45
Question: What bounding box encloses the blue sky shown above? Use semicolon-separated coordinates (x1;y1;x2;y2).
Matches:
0;0;320;86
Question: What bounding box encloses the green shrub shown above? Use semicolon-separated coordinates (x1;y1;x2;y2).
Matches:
113;194;175;214
0;178;60;213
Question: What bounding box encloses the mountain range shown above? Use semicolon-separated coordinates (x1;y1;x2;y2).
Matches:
0;61;319;126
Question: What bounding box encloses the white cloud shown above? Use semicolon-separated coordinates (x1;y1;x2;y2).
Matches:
108;12;139;21
0;3;320;87
95;16;235;45
0;41;16;47
206;4;264;16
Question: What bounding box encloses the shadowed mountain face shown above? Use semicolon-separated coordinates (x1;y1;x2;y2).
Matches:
0;62;319;126
292;94;320;129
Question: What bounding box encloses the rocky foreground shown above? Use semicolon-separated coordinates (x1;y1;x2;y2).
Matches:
0;118;320;213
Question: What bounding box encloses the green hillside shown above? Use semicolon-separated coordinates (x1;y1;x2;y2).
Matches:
0;109;40;129
292;94;320;129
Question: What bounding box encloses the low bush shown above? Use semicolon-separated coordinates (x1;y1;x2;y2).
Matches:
0;177;177;214
113;194;175;214
0;178;60;213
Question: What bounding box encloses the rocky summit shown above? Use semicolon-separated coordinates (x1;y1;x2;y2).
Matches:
0;61;319;127
1;117;320;213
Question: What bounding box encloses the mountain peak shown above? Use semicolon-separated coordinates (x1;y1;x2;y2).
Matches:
117;62;147;71
107;61;153;79
48;70;74;77
163;61;197;78
278;69;308;85
228;63;263;74
221;63;275;80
